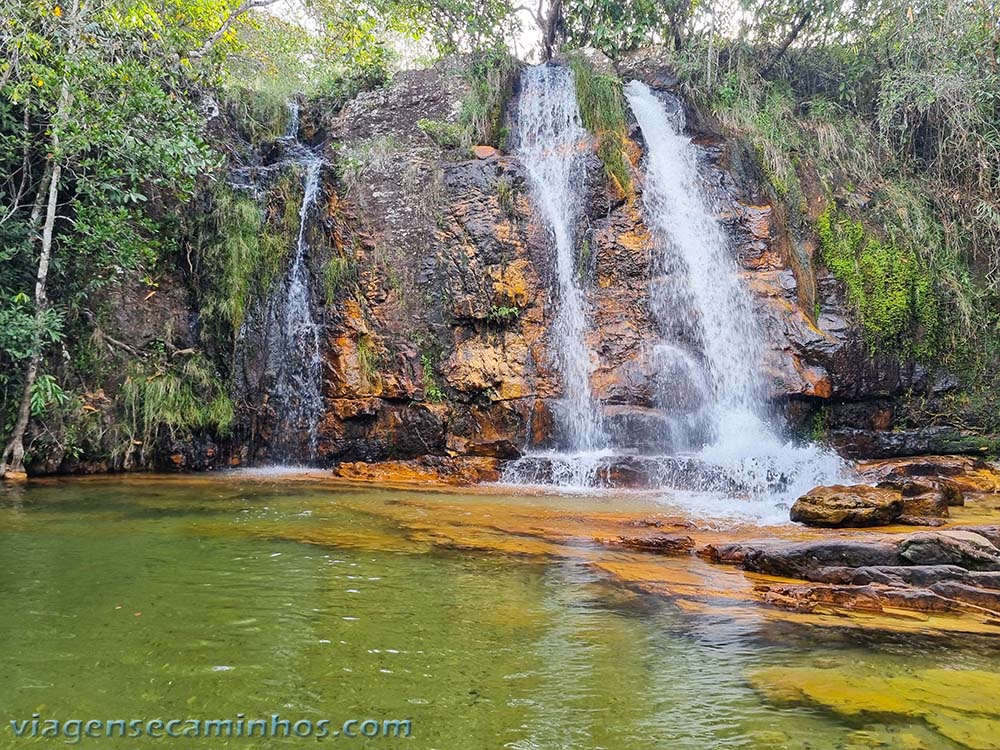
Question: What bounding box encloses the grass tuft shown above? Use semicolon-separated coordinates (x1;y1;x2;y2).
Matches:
566;52;631;193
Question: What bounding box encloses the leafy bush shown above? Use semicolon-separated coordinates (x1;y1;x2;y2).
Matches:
121;354;234;464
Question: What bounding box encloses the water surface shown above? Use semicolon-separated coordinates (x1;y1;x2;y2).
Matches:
1;476;996;749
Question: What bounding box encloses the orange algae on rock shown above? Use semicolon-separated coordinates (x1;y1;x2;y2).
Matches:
749;665;1000;749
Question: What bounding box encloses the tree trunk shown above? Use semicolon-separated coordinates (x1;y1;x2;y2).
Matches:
0;1;78;478
762;11;812;76
540;0;563;61
0;160;62;476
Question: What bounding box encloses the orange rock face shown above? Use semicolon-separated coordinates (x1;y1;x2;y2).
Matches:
236;61;981;471
332;456;502;485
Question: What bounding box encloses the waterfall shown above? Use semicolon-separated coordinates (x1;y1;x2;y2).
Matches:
262;102;325;462
623;80;844;516
504;74;844;520
514;64;605;452
626;81;767;446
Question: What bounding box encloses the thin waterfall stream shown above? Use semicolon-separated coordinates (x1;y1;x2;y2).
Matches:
512;64;606;453
260;102;325;462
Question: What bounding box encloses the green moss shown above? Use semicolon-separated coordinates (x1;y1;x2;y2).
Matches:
496;175;516;216
818;206;940;358
417;118;465;149
566;52;631;193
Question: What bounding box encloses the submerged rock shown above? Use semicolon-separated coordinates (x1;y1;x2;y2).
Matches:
611;533;695;555
749;665;1000;750
331;456;502;485
790;484;904;527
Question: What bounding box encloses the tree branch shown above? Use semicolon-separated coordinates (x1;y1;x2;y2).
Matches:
761;11;812;76
187;0;282;60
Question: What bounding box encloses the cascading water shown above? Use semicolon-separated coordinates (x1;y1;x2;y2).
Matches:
504;73;844;522
622;80;844;519
513;64;605;453
627;81;767;447
260;102;325;462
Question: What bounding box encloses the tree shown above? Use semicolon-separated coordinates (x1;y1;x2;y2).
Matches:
0;0;261;476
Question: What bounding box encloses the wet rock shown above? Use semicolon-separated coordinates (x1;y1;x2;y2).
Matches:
331;456;502;485
898;530;1000;570
445;401;528;459
611;533;695;555
702;526;1000;623
877;476;964;508
698;539;904;577
833;427;1000;460
858;454;1000;493
790;484;904;527
804;564;976;587
161;436;221;472
505;454;748;492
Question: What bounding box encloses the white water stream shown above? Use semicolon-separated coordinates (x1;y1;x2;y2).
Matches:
504;73;845;523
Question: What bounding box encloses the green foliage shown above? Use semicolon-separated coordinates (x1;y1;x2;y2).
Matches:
420;352;445;402
488;305;520;323
810;407;830;442
30;374;70;418
566;53;631;192
196;184;291;337
564;0;689;57
122;354;234;459
417;118;465;149
459;48;518;147
222;85;291;146
356;335;379;386
322;255;359;304
818;207;940;358
0;292;64;363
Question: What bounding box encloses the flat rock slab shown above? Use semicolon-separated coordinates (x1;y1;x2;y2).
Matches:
699;527;1000;620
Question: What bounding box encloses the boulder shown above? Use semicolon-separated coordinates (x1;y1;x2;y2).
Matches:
790;484;904;527
898;530;1000;570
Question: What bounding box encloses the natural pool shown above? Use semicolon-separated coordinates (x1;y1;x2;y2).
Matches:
2;474;998;750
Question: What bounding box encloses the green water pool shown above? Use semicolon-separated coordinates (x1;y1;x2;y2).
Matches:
1;475;997;750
